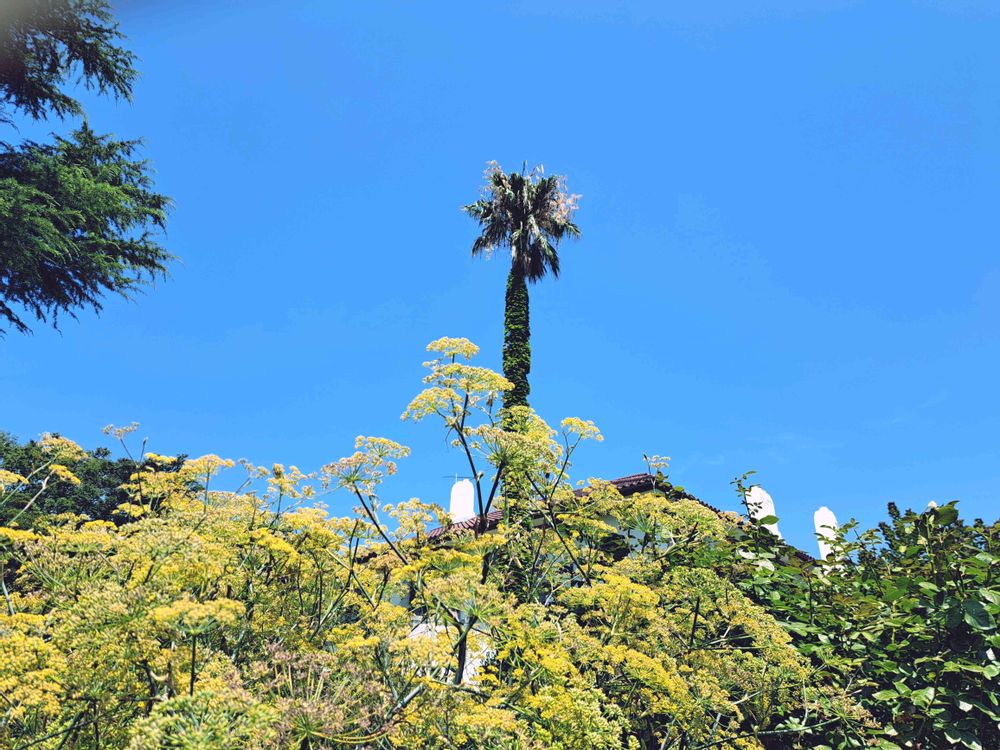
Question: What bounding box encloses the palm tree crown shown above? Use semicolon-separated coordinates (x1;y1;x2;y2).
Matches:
463;162;580;283
463;162;580;412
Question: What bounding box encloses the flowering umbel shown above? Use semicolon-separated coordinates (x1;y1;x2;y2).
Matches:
0;339;878;750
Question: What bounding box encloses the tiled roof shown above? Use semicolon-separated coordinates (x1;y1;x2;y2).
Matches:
426;473;723;539
427;509;504;539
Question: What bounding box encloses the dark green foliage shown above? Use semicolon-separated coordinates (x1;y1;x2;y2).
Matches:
723;480;1000;750
464;164;579;410
0;431;185;524
503;269;530;409
0;124;172;333
0;0;171;334
0;0;136;123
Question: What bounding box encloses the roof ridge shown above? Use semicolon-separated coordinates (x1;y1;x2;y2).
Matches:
427;472;721;538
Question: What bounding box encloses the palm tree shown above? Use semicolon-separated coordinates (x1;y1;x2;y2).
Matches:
463;162;580;411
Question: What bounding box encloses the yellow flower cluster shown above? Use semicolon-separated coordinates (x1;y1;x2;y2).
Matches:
403;339;512;428
400;385;460;422
183;454;236;480
425;336;480;359
322;436;410;495
249;527;299;561
143;452;178;465
560;416;603;442
0;614;65;721
0;469;27;491
39;433;88;462
0;341;868;749
267;462;312;499
0;526;39;544
49;463;81;485
151;597;246;634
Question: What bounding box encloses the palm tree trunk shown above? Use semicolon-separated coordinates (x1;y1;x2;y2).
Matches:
500;268;535;596
503;268;530;410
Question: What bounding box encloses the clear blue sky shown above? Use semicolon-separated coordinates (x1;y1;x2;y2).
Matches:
2;0;998;553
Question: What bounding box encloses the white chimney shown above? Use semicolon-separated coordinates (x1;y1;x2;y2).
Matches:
814;506;839;561
746;486;782;539
449;478;475;523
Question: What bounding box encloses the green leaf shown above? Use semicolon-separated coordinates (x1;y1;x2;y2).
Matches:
933;504;958;525
979;588;1000;606
944;728;983;750
959;698;1000;721
885;582;907;601
946;601;965;628
963;599;996;631
780;620;811;636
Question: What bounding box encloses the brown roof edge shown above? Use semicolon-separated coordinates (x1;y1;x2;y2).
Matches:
425;472;727;539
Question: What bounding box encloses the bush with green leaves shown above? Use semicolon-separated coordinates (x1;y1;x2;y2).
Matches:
718;473;1000;750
